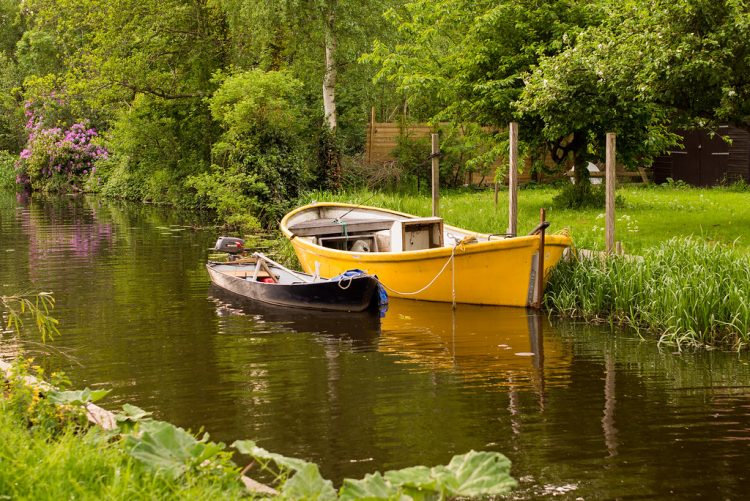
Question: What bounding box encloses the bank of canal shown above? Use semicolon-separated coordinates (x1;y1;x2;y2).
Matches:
1;192;749;499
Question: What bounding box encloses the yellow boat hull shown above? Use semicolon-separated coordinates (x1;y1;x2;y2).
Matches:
281;203;571;307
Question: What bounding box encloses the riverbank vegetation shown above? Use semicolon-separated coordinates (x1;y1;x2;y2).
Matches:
545;238;750;350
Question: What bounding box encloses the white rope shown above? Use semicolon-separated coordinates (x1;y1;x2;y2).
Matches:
379;245;458;297
337;274;355;289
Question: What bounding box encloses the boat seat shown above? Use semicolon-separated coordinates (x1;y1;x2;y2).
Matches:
288;218;396;237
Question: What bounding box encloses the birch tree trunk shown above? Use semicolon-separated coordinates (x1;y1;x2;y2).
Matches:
322;1;337;131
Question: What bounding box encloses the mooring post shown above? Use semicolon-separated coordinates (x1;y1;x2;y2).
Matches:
367;107;375;164
606;132;616;253
431;133;440;217
508;122;519;236
534;208;546;310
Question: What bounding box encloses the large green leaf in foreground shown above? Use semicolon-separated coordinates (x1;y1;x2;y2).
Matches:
238;442;517;501
340;450;516;500
126;421;226;479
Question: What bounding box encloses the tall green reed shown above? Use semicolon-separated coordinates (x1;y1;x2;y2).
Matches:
545;237;750;350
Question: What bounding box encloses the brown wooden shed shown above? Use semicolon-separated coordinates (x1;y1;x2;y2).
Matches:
652;126;750;186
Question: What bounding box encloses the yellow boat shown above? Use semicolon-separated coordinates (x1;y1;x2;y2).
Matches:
280;202;572;307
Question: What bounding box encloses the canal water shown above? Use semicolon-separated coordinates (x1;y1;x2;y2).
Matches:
1;192;749;499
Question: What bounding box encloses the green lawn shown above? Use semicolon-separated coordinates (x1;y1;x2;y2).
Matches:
303;184;750;255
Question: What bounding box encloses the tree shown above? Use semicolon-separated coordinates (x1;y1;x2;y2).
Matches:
366;0;603;181
518;0;750;181
219;0;399;187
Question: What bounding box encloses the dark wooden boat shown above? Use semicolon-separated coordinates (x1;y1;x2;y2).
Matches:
206;252;383;312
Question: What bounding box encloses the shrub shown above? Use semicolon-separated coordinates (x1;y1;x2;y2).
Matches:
98;94;213;204
14;101;107;192
0;150;16;189
190;69;312;227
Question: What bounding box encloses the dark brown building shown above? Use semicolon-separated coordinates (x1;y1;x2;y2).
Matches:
652;126;750;186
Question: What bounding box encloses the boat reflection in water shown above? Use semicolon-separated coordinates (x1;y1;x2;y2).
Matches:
208;285;382;351
379;299;571;393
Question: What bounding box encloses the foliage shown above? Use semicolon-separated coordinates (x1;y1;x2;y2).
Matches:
234;439;517;500
219;0;402;152
98;94;212;204
366;0;604;175
14;100;108;192
2;291;60;342
390;133;431;190
2;358;88;436
48;388;111;406
552;180;626;210
186;166;264;231
0;149;16;189
0;397;247;499
124;420;235;481
190;69;312;227
545;237;750;350
0;52;23;152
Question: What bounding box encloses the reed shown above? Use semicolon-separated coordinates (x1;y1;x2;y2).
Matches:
545;237;750;350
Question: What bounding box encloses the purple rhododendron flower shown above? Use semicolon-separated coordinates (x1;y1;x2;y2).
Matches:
15;102;109;189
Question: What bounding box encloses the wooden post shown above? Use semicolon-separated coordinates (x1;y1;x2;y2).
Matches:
431;133;440;217
534;208;546;310
367;107;375;164
606;133;616;254
508;122;519;236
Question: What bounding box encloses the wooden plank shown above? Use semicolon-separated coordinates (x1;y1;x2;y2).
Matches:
288;218;395;237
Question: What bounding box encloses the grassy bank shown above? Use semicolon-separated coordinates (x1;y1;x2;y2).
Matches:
302;183;750;254
545;238;750;350
0;361;246;500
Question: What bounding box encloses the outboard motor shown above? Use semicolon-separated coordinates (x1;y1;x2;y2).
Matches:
214;236;245;255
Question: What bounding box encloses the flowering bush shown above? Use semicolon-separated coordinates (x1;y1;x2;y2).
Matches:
15;102;108;191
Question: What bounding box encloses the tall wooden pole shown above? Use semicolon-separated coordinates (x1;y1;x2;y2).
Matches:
431;133;440;217
534;208;546;310
606;133;616;253
508;122;519;236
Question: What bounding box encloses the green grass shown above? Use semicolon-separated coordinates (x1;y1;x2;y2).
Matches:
0;401;246;500
302;183;750;254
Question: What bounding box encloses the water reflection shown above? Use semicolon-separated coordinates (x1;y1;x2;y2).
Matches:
379;299;570;392
208;285;381;350
17;195;114;267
